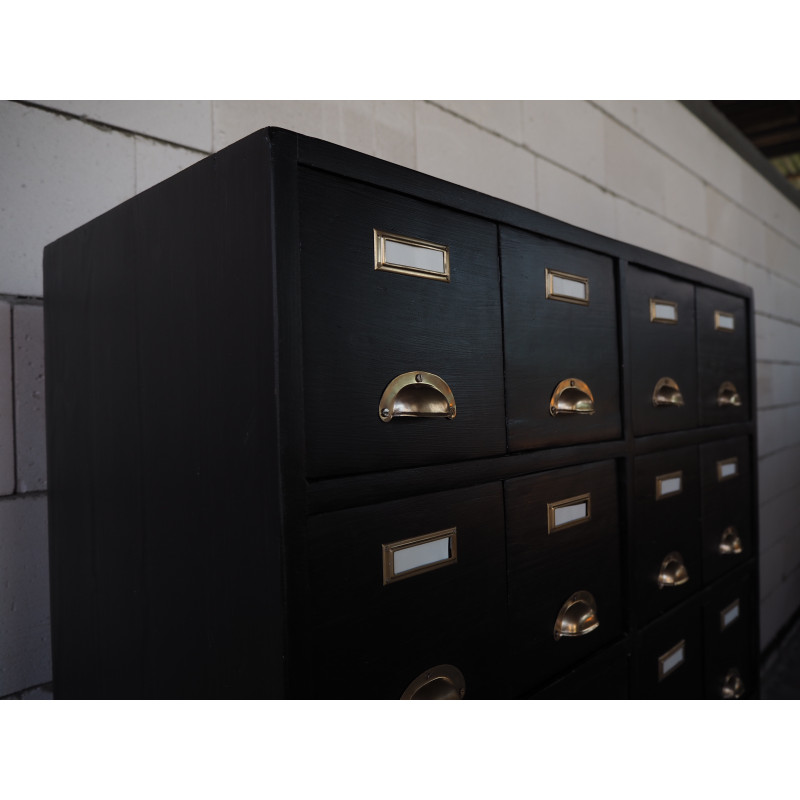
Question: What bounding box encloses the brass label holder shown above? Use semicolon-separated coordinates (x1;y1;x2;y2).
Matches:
649;297;678;324
655;470;683;500
547;493;591;534
716;457;739;482
374;229;450;282
382;528;457;585
545;268;589;305
715;310;736;332
658;639;686;681
720;598;741;631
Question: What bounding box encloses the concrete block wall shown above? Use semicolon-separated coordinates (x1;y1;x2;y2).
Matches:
1;99;798;696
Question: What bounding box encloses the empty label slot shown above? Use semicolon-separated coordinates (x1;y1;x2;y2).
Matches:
658;640;686;681
548;493;591;533
717;458;739;481
656;471;683;499
715;311;735;331
721;599;741;631
546;269;589;305
650;298;678;323
382;528;457;584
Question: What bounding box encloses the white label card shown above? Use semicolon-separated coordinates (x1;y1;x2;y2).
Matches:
551;274;587;301
384;239;446;275
721;600;740;630
716;312;735;331
653;302;677;321
659;643;685;679
719;461;738;479
553;502;588;528
658;476;682;497
393;537;451;575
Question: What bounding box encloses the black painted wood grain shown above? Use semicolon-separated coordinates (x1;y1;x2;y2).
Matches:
700;437;752;584
501;226;622;451
696;287;750;426
301;482;507;699
298;167;506;479
628;264;699;435
631;446;701;626
504;460;623;696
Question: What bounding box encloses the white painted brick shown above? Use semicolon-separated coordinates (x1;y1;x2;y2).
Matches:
0;495;50;697
522;101;605;184
756;361;800;410
536;159;615;240
660;225;711;270
708;136;745;207
765;227;800;285
34;100;213;153
415;101;537;211
759;490;798;554
134;138;205;195
0;302;12;496
758;406;800;457
13;305;45;493
604;115;666;216
758;444;800;505
664;162;707;236
755;315;800;365
0;101;135;298
614;197;671;256
213;100;329;152
592;100;639;130
374;101;416;170
705;187;766;267
740;161;799;242
741;260;773;315
760;569;800;650
437;100;523;144
706;244;747;285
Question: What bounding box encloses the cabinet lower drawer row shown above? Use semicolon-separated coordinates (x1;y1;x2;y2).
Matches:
534;568;758;699
297;454;756;699
301;168;750;479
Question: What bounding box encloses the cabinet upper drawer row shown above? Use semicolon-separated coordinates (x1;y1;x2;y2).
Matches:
299;171;750;478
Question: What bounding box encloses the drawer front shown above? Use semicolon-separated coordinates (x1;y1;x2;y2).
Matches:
703;568;758;699
628;265;698;435
299;167;506;479
302;483;507;699
633;601;704;699
500;227;621;451
530;642;630;699
631;447;701;625
700;437;753;584
505;461;623;696
696;287;750;426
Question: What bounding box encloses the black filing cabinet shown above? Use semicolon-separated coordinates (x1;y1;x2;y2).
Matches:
44;127;759;698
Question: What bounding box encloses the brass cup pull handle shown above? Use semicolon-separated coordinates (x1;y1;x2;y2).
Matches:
554;590;600;640
652;377;685;408
717;381;742;408
719;526;743;556
550;378;595;416
401;664;466;700
721;668;745;699
379;371;456;423
658;551;690;589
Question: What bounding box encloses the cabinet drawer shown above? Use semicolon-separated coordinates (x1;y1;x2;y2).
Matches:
703;568;758;699
505;461;622;696
628;265;698;435
299;167;506;479
696;287;750;426
529;642;630;699
631;447;701;625
633;600;704;699
500;227;621;451
700;437;752;583
302;482;507;698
